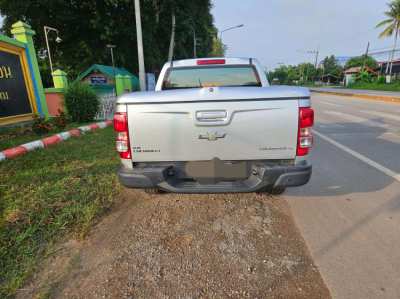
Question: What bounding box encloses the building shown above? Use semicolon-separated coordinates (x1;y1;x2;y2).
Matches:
378;59;400;76
76;64;139;95
344;66;378;86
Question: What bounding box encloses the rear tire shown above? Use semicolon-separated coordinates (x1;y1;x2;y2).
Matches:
258;186;286;195
268;186;286;195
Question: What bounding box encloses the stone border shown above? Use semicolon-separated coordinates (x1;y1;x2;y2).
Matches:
310;89;400;104
0;120;113;162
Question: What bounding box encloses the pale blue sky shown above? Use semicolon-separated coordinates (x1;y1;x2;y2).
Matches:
212;0;396;69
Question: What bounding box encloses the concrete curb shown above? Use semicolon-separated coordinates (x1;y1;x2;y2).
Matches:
310;89;400;104
0;120;113;162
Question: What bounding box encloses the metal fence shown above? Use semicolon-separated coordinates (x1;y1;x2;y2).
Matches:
96;92;117;120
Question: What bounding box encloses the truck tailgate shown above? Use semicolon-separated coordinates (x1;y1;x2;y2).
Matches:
127;99;299;162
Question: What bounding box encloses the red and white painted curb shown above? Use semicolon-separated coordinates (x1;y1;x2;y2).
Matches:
0;120;112;162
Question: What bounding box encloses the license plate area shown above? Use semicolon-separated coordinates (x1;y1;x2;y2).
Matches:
185;158;249;180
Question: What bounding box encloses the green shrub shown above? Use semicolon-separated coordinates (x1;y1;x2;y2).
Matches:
376;76;386;84
64;82;99;122
32;114;52;135
357;70;373;83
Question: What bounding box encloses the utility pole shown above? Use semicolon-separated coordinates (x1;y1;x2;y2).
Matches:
168;13;176;62
106;44;116;95
193;26;197;58
362;41;370;71
389;30;399;77
307;50;319;69
385;51;391;74
134;0;146;91
314;50;319;69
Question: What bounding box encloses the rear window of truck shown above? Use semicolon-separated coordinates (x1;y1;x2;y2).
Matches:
162;65;261;90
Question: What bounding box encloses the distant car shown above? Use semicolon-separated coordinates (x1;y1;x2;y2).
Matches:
114;57;313;194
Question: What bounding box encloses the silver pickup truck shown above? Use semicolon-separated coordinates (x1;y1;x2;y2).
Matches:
113;57;313;194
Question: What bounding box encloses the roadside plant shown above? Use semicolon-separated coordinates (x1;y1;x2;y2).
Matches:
51;109;68;130
377;76;386;84
32;114;52;135
64;82;99;122
357;70;373;83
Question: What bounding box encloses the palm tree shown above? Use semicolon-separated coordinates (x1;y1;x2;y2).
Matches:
376;0;400;76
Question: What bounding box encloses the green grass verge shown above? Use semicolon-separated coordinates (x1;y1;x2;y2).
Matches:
0;127;121;298
347;82;400;92
0;122;88;151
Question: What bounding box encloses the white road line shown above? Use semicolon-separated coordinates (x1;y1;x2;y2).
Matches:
316;123;345;129
314;130;400;182
320;101;343;107
361;110;400;122
323;111;388;128
324;111;368;122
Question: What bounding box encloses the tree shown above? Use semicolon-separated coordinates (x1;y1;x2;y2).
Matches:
344;56;378;70
0;0;217;86
286;65;302;83
210;37;227;56
268;64;303;85
322;55;343;78
298;63;317;82
376;0;400;75
268;65;289;84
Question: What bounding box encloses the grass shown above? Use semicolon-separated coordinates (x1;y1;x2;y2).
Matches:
0;122;88;151
0;127;121;298
346;81;400;92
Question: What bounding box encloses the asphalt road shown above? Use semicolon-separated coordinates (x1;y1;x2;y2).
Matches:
286;93;400;299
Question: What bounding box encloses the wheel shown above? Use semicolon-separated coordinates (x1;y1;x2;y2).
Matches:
257;186;286;195
144;188;165;194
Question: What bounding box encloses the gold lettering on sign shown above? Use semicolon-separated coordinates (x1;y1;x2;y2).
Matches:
0;91;9;101
0;66;12;79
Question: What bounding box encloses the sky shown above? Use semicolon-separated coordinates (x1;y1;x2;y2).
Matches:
211;0;396;70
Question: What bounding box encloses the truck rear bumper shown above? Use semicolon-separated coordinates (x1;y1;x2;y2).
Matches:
118;161;311;194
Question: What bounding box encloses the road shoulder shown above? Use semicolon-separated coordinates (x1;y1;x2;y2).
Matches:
17;190;331;299
310;88;400;104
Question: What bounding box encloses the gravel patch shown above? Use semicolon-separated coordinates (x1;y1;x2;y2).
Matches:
18;189;330;299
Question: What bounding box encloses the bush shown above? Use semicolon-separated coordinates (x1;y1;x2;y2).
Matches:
64;82;99;122
51;109;68;130
32;114;52;135
357;70;373;83
376;76;386;84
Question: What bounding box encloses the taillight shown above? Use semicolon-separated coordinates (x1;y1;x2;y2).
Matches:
113;112;131;159
197;59;226;65
114;113;127;131
297;107;314;156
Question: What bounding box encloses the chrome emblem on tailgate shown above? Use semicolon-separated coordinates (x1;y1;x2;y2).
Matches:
198;132;226;141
